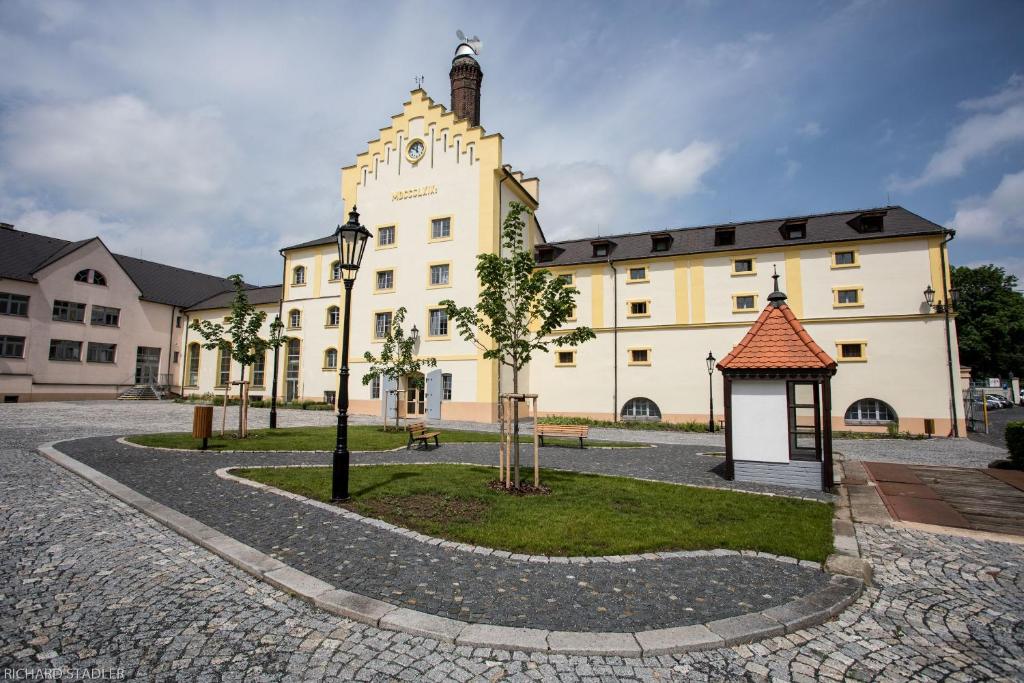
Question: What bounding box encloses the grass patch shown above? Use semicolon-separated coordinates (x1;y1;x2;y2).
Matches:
126;425;639;451
539;415;711;432
233;463;833;561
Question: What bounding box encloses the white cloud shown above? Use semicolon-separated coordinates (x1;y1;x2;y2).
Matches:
533;162;621;240
948;169;1024;242
896;77;1024;191
2;95;234;213
628;141;723;199
784;159;801;180
797;121;824;138
964;257;1024;291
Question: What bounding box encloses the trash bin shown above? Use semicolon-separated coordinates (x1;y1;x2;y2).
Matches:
192;405;214;449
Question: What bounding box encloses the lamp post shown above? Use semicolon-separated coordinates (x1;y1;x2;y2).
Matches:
706;351;716;433
269;314;283;429
332;207;372;502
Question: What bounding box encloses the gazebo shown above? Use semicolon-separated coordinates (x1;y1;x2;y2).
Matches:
717;274;838;492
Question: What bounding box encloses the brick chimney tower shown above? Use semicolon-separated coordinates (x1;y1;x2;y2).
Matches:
449;38;483;127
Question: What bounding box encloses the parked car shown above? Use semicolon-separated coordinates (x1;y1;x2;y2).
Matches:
997;395;1014;408
985;396;1003;410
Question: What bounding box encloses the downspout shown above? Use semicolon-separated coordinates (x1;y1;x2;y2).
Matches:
180;313;190;396
166;305;176;391
608;257;618;422
940;229;959;437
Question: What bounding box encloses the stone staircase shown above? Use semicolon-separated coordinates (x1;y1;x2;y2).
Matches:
117;385;161;401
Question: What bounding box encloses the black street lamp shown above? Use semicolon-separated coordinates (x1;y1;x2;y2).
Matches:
332;207;372;502
269;314;283;429
706;351;716;433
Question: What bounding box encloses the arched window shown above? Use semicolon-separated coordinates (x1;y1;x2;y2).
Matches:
186;343;201;387
293;265;306;285
324;348;338;369
74;269;106;285
288;309;301;329
286;338;300;402
216;344;232;387
330;261;342;281
844;398;897;425
621;397;661;421
326;305;340;327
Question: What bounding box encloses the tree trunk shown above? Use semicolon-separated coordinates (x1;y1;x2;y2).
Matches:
512;369;521;489
239;364;248;438
221;384;228;437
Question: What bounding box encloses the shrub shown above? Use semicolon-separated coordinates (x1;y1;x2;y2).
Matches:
537;415;709;432
1006;421;1024;467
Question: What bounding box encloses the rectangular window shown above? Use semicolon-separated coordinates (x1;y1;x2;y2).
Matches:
288;310;301;328
253;352;266;387
49;339;82;361
375;269;394;291
782;222;807;240
374;312;393;339
629;348;650;365
90;305;120;326
592;242;610;257
86;342;117;363
786;381;820;460
733;294;756;311
732;258;754;274
651;234;672;252
429;308;448;337
371;375;381;399
378;225;396;247
556;350;576;366
52;300;86;323
217;347;231;386
832;250;858;268
627;300;649;317
176;315;182;328
834;288;863;307
714;228;735;246
537;247;554;263
173;351;180;364
559;274;574;285
0;335;25;358
837;341;867;361
431;217;451;240
324;390;336;406
628;267;647;282
429;263;450;287
442;373;452;401
0;292;29;317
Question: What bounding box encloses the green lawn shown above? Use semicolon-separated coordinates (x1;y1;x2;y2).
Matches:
126;425;638;451
233;463;833;561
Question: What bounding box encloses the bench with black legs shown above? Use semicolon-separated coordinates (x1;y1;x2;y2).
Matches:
535;424;589;449
406;422;441;450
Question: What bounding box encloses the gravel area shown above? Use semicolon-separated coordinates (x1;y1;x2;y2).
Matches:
2;401;1022;681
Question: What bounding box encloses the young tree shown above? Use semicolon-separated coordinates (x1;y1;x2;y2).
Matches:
190;275;287;438
361;306;437;431
952;264;1024;378
441;201;595;488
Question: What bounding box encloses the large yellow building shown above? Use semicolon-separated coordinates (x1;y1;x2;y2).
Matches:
182;39;965;436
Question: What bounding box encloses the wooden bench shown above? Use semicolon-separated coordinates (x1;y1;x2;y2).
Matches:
406;422;441;450
535;424;589;449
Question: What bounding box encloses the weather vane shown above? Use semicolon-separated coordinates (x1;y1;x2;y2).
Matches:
414;75;425;88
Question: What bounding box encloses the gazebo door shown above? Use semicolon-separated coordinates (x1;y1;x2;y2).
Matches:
787;381;822;461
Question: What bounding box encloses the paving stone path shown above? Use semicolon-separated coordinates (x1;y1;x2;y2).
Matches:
2;402;1023;681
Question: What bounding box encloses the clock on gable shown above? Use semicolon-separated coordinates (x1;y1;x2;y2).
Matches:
405;138;426;164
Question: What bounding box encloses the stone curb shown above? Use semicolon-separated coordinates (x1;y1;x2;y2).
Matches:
825;460;874;585
215;466;824;567
37;440;863;656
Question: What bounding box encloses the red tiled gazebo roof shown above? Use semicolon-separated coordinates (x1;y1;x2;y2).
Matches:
717;300;836;372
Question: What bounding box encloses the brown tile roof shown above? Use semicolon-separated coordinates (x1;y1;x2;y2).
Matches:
717;300;836;372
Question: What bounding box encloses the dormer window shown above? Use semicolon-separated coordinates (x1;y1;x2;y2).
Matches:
591;240;613;258
651;233;672;252
850;212;885;233
781;220;806;240
714;228;735;247
536;246;555;263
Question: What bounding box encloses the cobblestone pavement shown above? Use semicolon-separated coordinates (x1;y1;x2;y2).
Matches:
60;437;829;632
2;402;1023;680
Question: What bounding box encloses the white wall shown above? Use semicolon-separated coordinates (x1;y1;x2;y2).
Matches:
731;380;789;463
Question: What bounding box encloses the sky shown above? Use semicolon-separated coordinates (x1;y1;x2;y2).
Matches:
1;0;1023;287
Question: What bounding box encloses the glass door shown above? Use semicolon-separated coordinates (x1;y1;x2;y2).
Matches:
285;339;300;402
405;374;425;415
787;381;821;461
134;347;161;384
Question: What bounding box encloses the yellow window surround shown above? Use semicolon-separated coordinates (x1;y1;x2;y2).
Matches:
627;347;652;366
323;348;338;370
372;310;394;340
291;266;307;286
731;257;757;276
833;286;864;308
626;266;649;283
374;268;396;294
731;293;758;313
428;215;454;243
425;307;451;339
324;306;339;328
835;340;868;362
375;223;398;250
555;350;576;367
830;248;860;269
626;299;650;318
426;261;453;289
286;309;302;330
328;260;342;282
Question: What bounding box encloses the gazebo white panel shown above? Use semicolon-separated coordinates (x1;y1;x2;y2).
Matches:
731;380;789;463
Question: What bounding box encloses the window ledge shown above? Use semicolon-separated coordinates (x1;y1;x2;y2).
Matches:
844;419;891;426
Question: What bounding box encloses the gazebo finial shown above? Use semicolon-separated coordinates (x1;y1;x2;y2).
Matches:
768;265;787;307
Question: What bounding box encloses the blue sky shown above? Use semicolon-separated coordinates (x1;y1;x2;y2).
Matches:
1;0;1022;286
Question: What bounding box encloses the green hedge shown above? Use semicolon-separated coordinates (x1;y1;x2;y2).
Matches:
1006;421;1024;467
537;415;710;432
